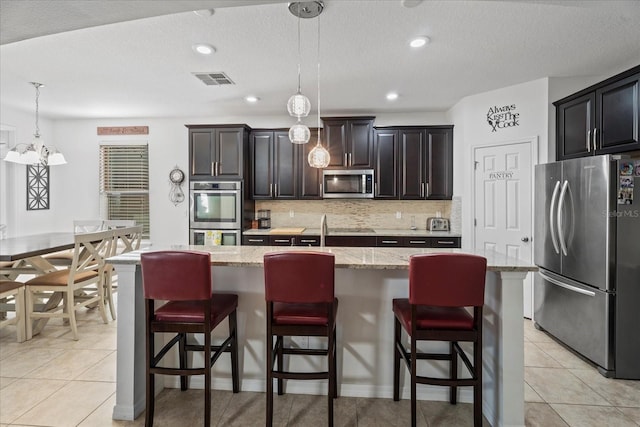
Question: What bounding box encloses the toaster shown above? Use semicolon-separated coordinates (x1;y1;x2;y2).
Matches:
427;217;450;231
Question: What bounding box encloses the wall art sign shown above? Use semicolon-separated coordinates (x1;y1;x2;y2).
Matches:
488;170;516;180
486;104;520;132
26;164;49;210
97;126;149;135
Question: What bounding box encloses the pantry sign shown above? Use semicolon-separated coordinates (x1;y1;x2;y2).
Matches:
487;104;520;132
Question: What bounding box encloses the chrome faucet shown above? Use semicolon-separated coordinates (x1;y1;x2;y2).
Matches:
320;214;328;247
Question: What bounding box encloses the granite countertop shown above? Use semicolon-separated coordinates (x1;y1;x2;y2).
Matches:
243;228;461;238
109;245;535;272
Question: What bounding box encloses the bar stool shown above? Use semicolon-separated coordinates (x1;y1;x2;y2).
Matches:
141;251;239;427
263;251;338;427
392;253;487;427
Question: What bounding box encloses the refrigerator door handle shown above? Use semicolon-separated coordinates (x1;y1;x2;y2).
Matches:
539;271;596;297
557;180;569;256
549;180;561;254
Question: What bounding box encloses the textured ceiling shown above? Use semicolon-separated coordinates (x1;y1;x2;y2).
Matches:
1;0;639;119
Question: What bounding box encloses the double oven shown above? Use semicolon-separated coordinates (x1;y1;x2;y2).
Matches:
189;181;246;246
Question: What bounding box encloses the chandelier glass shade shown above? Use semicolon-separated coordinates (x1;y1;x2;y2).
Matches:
3;82;66;166
287;92;311;118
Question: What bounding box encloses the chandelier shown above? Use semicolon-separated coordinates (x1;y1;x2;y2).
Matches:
3;82;66;166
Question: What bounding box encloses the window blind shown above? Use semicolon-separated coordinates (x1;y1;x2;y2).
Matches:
99;144;149;238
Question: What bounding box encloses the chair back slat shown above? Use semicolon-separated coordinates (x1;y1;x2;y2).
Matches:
141;251;212;301
70;229;115;277
409;253;487;307
113;225;142;256
264;251;335;303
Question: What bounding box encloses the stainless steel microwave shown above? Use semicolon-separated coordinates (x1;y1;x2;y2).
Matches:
322;169;374;199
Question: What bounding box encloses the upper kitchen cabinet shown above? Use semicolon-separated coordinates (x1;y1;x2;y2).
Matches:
250;130;297;199
322;117;375;168
374;128;399;199
249;129;322;200
187;125;250;180
399;126;453;200
555;65;640;160
299;128;322;199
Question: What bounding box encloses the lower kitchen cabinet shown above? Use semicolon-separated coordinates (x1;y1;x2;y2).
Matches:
242;235;320;246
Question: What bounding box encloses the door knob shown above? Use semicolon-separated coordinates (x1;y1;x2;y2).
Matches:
521;237;530;242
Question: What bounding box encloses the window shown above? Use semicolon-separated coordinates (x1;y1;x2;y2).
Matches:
99;144;149;238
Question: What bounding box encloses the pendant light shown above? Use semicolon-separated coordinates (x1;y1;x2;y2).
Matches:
307;6;330;168
287;2;311;134
3;82;66;166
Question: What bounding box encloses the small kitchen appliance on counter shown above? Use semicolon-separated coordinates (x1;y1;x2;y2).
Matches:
426;217;450;231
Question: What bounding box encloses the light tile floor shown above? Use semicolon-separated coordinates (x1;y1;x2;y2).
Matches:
1;307;639;426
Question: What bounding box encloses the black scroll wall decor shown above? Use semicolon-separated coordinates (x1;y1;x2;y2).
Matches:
26;164;50;210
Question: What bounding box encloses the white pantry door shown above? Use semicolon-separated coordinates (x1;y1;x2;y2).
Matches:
474;140;534;318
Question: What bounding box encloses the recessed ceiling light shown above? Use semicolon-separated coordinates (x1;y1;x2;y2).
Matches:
386;92;399;101
409;36;430;48
192;44;215;55
245;96;260;103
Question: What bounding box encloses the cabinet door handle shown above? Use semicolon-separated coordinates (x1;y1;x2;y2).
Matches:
593;128;598;151
269;184;273;197
349;153;352;166
426;183;429;197
344;153;348;165
217;162;221;175
381;240;398;244
409;240;426;244
273;239;289;243
300;239;316;243
421;183;425;197
274;183;278;197
587;130;591;152
248;238;264;243
436;240;455;245
211;162;215;176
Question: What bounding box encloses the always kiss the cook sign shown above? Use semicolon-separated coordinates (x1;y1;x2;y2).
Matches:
486;104;520;132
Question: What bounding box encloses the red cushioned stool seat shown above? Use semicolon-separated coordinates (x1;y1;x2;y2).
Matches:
264;251;338;427
393;253;487;427
141;251;239;427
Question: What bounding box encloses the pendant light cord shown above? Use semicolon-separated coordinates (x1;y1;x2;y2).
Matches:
316;11;321;145
296;2;302;93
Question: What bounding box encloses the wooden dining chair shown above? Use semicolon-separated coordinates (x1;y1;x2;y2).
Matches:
44;219;108;266
103;225;142;320
24;229;114;340
0;280;26;342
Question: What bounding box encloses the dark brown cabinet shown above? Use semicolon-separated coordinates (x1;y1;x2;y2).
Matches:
374;129;399;199
397;126;453;200
325;235;377;247
555;66;640;160
242;234;320;246
250;129;321;200
187;125;250;180
250;130;297;199
322;117;375;168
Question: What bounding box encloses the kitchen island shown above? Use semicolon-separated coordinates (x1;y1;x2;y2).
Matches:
109;245;535;427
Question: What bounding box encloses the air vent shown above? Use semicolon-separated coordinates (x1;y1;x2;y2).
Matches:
193;72;235;86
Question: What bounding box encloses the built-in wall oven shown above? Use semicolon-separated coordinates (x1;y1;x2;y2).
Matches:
189;181;243;245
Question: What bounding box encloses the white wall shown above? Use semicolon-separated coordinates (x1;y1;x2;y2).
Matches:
446;78;550;249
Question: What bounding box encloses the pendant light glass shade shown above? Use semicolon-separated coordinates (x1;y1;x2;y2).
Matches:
308;140;330;168
287;92;311;118
289;120;311;144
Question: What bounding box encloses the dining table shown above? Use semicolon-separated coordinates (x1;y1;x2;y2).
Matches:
0;232;76;334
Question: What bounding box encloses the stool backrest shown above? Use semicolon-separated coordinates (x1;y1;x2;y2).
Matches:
264;251;335;303
409;253;487;307
141;251;211;301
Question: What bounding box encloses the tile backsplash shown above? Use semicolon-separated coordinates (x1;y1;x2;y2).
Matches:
254;200;452;231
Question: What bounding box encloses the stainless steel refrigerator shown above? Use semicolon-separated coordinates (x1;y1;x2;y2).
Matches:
534;154;640;379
